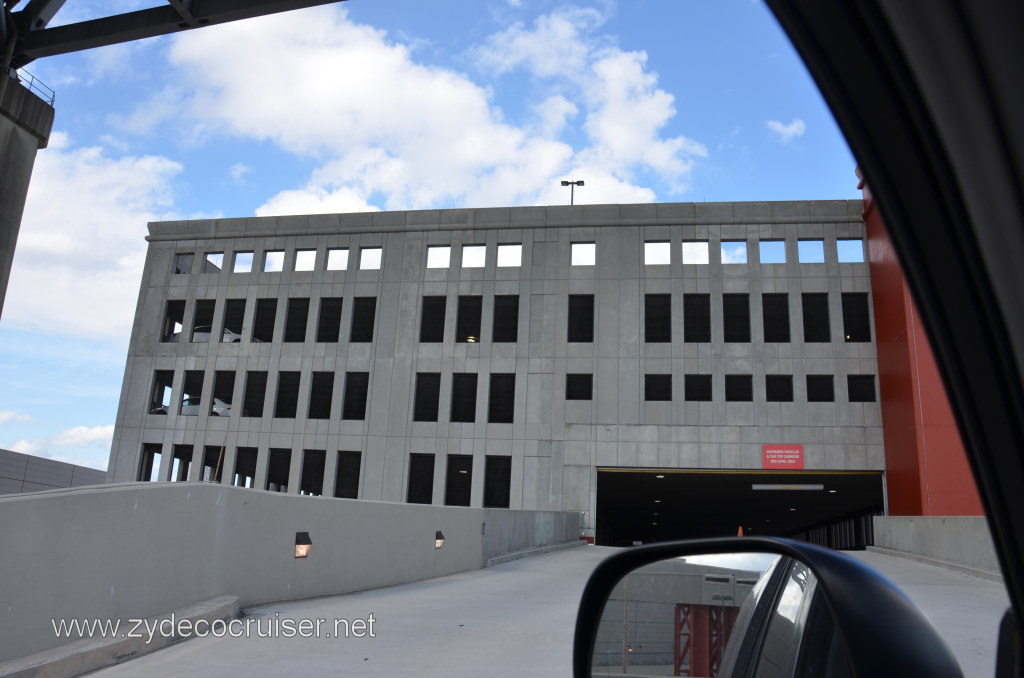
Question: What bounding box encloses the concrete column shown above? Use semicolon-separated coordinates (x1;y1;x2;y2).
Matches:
321;448;338;498
0;71;54;318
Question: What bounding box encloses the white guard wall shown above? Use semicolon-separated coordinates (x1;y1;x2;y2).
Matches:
107;201;883;536
872;516;1001;576
0;482;580;662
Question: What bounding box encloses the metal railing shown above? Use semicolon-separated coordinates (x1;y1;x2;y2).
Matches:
9;67;55;106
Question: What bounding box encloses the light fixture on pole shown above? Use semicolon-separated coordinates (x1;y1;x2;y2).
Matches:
294;532;312;558
434;531;446;549
560;179;584;205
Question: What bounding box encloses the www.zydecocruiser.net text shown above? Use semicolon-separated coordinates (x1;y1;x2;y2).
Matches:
51;613;377;644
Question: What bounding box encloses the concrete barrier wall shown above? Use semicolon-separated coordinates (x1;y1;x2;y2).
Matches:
0;482;580;662
872;516;1000;575
481;507;580;559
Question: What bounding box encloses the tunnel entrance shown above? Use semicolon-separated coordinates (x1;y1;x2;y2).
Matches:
595;469;884;549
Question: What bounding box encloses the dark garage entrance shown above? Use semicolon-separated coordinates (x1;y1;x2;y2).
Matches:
596;469;885;548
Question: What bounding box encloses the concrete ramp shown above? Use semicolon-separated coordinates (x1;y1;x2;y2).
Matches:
73;546;1008;678
85;546;615;678
0;482;581;664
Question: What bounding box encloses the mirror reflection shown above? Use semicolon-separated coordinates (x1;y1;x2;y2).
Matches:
592;552;844;678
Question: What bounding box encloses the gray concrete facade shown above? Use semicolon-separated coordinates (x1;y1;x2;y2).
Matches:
0;448;106;495
0;71;54;319
108;200;883;536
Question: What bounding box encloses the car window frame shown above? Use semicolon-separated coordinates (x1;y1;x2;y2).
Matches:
767;0;1024;625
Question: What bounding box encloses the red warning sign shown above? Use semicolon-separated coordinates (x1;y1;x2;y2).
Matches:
762;444;804;469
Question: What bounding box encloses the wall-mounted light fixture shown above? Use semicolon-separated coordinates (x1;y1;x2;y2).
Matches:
435;531;445;549
294;532;312;558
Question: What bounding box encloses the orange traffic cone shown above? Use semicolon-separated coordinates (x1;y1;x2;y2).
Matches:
737;526;744;537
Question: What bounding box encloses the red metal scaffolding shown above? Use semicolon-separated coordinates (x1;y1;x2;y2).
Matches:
674;603;739;677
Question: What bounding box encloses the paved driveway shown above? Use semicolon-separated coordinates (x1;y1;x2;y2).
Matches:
90;545;1008;678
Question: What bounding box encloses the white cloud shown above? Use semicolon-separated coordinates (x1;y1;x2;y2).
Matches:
534;95;579;138
4;135;182;340
473;6;607;78
3;425;114;467
475;5;707;194
720;243;748;264
51;424;115;447
118;4;702;212
256;184;378;216
156;8;580;210
765;118;806;144
229;162;252;183
98;134;132;153
108;84;189;137
83;42;150;84
0;412;32;425
580;49;707;188
8;439;41;455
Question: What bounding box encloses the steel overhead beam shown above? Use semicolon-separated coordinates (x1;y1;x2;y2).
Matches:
13;0;345;65
167;0;201;29
14;0;68;31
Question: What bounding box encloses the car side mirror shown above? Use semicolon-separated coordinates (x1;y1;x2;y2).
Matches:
573;536;963;678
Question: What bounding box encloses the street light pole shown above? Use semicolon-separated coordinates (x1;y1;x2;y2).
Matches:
560;179;584;205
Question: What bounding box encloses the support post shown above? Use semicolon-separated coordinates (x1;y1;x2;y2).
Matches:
0;70;53;320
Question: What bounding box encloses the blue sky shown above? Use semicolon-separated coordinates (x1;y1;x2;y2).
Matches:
0;0;859;469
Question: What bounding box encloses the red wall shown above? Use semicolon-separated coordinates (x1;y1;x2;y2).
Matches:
860;174;983;516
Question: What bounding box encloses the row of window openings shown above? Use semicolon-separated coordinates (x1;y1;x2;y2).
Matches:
637;239;865;266
418;372;875;408
150;368;874;425
162;294;523;345
564;293;871;344
137;446;360;496
430;240;864;270
150;370;518;423
425;241;864;268
173;238;864;277
421;292;867;345
635;374;876;403
162;292;869;347
173;243;528;276
162;297;375;344
174;248;377;274
425;292;865;344
137;446;512;508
